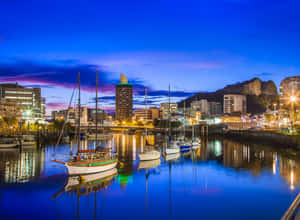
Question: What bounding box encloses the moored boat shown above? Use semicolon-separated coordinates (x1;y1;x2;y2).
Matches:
0;137;18;148
165;140;180;154
138;150;161;161
138;158;161;170
20;135;35;147
65;168;118;191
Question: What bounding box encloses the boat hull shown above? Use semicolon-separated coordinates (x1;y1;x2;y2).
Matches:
0;143;17;148
180;145;191;151
22;141;35;147
165;147;180;154
138;159;161;169
66;160;118;175
65;168;118;191
138;151;161;161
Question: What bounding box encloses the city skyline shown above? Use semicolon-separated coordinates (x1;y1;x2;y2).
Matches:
1;0;300;115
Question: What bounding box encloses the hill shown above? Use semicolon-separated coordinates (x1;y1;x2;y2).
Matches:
178;78;278;114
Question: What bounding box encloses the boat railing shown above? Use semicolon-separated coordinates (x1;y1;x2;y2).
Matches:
282;192;300;220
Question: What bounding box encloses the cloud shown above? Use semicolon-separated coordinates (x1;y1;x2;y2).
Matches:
0;58;198;113
255;72;273;77
46;102;68;109
0;59;117;93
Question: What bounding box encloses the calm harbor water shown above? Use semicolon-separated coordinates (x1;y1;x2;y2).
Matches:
0;133;299;219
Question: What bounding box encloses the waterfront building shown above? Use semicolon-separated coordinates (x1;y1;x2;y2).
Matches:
190;99;209;118
52;107;88;125
0;98;22;119
279;76;300;117
134;107;160;121
223;94;247;114
115;74;133;121
160;102;178;119
209;101;222;116
87;108;107;125
0;83;46;121
134;109;152;120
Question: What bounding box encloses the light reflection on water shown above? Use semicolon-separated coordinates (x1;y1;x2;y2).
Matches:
0;133;299;219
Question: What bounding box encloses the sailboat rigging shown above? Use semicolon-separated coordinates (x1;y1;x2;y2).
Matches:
52;72;118;175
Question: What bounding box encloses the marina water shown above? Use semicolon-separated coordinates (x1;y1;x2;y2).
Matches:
0;133;299;219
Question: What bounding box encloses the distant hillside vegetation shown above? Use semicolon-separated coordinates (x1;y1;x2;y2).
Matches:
178;78;278;114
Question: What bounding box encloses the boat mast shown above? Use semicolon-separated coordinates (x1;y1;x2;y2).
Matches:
183;101;186;137
96;70;98;146
145;88;147;137
77;72;81;154
1;104;3;136
168;84;171;138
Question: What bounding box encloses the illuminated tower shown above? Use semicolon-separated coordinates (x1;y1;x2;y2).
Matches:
115;74;133;121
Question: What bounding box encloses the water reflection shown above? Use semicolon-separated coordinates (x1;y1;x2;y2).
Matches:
0;134;299;189
0;148;45;184
1;134;300;219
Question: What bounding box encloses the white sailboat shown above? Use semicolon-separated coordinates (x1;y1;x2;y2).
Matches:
138;88;161;161
179;101;191;152
165;85;180;155
191;125;200;149
52;72;118;175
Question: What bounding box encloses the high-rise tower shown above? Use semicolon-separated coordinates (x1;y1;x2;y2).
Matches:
115;74;133;121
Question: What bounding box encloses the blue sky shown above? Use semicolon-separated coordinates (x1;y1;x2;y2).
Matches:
1;0;300;114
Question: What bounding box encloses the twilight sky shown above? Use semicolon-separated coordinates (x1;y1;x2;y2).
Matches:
1;0;300;116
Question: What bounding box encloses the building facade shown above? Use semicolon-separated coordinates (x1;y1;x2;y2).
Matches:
0;98;21;119
191;100;209;118
209;101;222;116
0;83;46;121
115;74;133;121
160;102;178;119
134;107;160;120
279;76;300;109
223;94;247;114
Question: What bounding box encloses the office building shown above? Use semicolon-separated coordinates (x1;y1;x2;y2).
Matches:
160;102;178;119
191;100;209;117
209;101;222;116
223;94;247;114
0;83;46;121
0;98;21;119
279;76;300;109
134;107;160;120
115;74;133;121
87;108;107;125
52;107;88;125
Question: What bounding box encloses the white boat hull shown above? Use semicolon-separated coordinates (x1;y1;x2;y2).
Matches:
0;143;17;148
138;159;161;169
164;153;180;161
22;141;35;146
165;147;180;154
192;143;200;149
138;150;161;161
65;168;118;191
66;161;118;175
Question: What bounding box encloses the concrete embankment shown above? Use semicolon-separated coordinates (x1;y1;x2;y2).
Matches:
211;128;300;149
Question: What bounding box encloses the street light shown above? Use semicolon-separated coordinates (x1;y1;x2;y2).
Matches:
290;96;296;102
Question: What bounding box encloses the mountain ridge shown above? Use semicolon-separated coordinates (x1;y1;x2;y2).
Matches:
178;77;278;114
